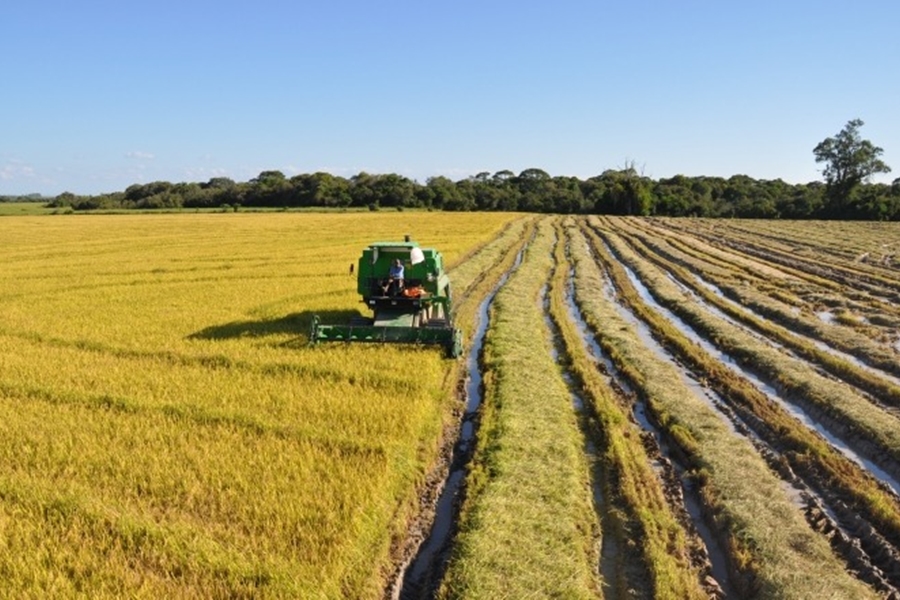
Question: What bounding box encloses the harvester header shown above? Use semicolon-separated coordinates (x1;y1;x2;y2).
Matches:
310;237;463;357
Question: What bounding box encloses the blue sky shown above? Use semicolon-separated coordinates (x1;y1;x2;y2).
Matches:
2;0;897;195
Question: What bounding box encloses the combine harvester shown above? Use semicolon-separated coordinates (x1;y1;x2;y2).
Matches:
310;236;463;358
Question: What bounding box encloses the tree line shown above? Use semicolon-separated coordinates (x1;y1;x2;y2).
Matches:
42;168;898;220
41;120;900;220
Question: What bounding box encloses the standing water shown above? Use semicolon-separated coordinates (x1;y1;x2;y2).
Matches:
395;248;526;600
565;259;733;595
611;245;900;496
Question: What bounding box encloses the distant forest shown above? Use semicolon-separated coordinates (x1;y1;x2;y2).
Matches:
19;168;899;220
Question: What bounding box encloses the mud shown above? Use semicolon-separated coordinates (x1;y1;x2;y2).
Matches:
387;220;900;599
720;395;900;596
690;272;900;390
631;220;900;379
658;221;900;303
614;245;900;496
389;247;526;600
563;249;731;598
594;226;900;594
541;283;627;595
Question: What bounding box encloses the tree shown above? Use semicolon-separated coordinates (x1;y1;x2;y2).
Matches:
370;173;416;208
550;176;586;213
427;176;467;210
514;168;553;212
593;168;653;215
814;119;891;217
247;170;291;206
308;172;351;207
50;191;77;208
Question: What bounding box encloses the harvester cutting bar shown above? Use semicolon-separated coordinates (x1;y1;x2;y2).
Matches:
310;316;462;357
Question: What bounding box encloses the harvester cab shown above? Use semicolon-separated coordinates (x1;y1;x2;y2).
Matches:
310;237;463;358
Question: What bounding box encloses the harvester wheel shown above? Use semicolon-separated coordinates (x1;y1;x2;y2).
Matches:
447;328;463;359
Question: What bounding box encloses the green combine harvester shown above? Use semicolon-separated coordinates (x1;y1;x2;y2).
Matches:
310;236;463;358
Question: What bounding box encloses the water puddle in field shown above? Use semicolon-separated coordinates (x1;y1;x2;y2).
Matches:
666;272;792;354
576;238;739;436
569;261;734;595
611;230;900;591
691;275;900;389
609;245;900;497
540;281;621;592
610;269;740;435
817;309;837;324
396;245;526;600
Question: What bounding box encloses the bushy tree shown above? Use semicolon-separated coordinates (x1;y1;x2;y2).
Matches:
814;119;891;217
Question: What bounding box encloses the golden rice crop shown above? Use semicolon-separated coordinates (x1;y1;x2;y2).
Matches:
0;211;520;598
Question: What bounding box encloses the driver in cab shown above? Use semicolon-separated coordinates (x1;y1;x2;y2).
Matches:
383;258;404;295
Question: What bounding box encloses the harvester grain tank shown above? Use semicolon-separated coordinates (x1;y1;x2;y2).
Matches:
310;236;463;357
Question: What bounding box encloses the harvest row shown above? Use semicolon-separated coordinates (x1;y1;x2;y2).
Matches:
438;215;900;597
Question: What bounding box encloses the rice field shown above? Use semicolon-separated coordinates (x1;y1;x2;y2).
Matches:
3;212;900;598
0;212;522;598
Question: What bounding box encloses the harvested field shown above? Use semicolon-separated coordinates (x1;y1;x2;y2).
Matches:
438;216;900;599
3;213;900;598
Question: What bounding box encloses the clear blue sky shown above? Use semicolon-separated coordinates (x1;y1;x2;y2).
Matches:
2;0;897;195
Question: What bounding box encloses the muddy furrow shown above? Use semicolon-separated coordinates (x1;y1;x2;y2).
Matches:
435;217;604;597
569;221;881;598
641;217;900;317
611;220;900;412
550;225;728;598
576;228;900;594
541;282;639;598
704;232;900;336
385;226;532;600
657;219;900;303
585;219;900;595
593;219;900;489
624;217;900;382
651;218;900;282
394;246;527;599
672;218;900;285
636;218;812;288
611;242;900;594
589;220;900;489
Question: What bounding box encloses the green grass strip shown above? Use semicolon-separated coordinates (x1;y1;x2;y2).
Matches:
439;217;599;599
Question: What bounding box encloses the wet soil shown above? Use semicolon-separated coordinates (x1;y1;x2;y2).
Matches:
591;222;900;595
561;238;731;598
386;248;525;600
386;218;900;599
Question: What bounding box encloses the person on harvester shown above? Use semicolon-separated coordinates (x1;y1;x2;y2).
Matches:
383;258;404;295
